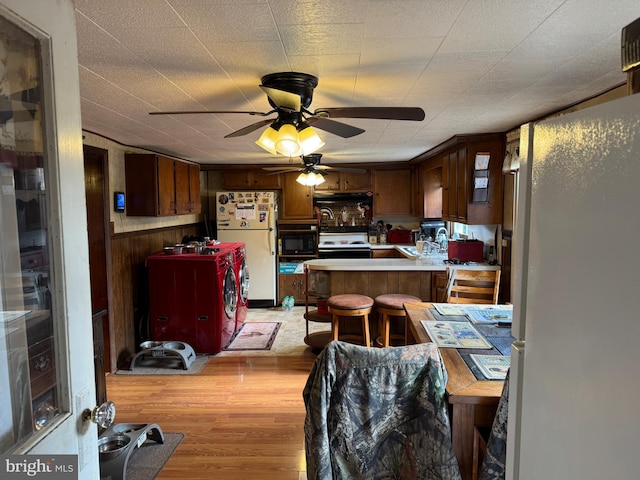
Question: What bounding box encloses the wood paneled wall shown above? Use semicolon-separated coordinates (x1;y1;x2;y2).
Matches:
109;223;201;371
329;271;433;301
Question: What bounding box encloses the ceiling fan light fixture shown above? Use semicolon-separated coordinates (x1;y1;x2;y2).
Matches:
297;124;324;155
296;170;325;186
255;126;278;155
274;123;301;156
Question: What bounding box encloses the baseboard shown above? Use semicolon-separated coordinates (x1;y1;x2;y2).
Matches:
248;300;276;308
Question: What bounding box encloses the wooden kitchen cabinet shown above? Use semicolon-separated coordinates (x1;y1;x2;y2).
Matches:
314;170;371;192
442;146;468;222
281;172;314;218
415;134;504;225
278;272;306;304
175;162;201;214
125;153;201;216
222;169;281;190
372;168;412;216
422;160;444;219
371;248;404;258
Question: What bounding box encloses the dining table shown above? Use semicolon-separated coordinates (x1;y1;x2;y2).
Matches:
404;302;512;480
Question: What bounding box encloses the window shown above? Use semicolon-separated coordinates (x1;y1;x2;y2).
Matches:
1;13;60;453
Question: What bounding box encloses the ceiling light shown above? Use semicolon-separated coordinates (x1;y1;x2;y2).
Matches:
297;123;325;155
255;120;324;158
296;170;325;187
274;123;301;156
255;126;278;155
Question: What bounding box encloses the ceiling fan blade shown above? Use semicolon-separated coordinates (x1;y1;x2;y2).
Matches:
316;165;367;173
224;119;274;138
149;110;270;116
262;166;303;172
313;107;425;121
259;86;301;111
306;117;365;138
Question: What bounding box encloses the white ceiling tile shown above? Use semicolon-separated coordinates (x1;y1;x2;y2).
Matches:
279;23;365;56
269;0;368;25
365;0;467;39
360;37;441;65
171;2;280;43
74;0;640;165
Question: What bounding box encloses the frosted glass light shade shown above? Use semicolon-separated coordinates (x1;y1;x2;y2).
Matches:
275;124;301;156
298;126;324;155
255;127;278;155
296;170;325;186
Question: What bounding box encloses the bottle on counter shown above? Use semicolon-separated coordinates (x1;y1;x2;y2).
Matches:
368;222;378;244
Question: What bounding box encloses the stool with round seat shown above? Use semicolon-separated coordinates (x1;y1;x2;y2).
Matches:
327;294;374;347
374;294;422;347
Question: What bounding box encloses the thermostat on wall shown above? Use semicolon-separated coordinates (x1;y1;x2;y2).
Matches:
114;191;125;212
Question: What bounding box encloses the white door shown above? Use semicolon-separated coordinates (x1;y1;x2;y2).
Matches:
0;1;99;477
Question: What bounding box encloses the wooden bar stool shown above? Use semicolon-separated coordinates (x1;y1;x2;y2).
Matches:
327;294;374;347
374;294;422;347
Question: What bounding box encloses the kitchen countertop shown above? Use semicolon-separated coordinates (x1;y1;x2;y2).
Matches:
304;256;500;272
370;243;405;249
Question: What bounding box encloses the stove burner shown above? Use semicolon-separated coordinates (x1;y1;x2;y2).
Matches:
443;258;471;265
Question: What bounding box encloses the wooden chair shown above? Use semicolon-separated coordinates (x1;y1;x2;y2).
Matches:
445;267;501;304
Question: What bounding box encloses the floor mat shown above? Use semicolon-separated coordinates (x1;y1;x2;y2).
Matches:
224;322;281;351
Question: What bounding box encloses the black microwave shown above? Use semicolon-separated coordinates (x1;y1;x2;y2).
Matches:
280;233;317;256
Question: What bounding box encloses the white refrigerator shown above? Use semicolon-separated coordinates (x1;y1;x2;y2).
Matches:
216;191;277;307
508;93;640;479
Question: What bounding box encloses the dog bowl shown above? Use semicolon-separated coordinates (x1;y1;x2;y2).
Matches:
98;434;131;461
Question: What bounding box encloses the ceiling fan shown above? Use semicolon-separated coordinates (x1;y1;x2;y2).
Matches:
149;72;425;156
262;153;362;186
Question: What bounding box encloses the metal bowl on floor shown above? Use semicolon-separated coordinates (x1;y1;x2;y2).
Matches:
98;434;131;461
162;341;186;350
139;340;164;349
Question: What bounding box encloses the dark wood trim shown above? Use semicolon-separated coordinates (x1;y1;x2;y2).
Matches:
111;222;203;239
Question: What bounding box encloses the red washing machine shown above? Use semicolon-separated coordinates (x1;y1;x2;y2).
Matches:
231;243;249;333
147;243;238;354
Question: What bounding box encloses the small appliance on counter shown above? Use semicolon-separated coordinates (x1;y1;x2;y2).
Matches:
448;240;484;263
386;228;412;244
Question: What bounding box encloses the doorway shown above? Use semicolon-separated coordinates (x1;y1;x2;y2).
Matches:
83;145;112;405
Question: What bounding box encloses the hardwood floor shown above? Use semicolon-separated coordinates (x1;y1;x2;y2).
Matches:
105;308;321;479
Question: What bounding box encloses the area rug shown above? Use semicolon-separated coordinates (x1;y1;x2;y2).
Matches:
115;355;210;375
224;322;281;351
125;432;184;480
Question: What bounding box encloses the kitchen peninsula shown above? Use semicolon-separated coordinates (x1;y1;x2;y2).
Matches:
302;253;501;349
305;252;500;301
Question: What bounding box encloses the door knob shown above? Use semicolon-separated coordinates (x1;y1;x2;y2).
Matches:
83;401;116;428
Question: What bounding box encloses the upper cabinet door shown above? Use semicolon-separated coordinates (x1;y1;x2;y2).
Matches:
125;154;200;216
155;155;177;215
373;168;412;216
281;173;314;218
